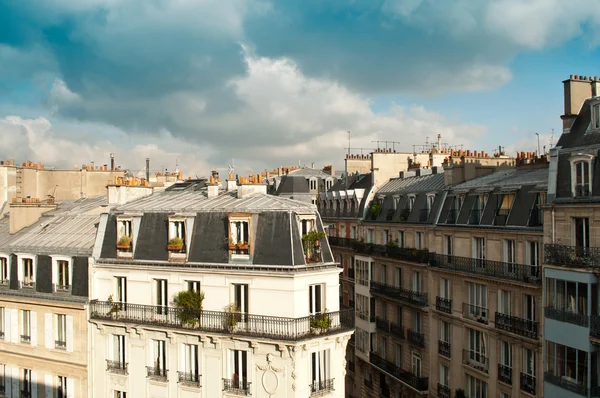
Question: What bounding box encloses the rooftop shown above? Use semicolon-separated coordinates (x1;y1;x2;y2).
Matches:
377;172;445;195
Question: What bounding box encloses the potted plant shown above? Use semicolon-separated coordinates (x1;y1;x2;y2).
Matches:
302;230;326;262
224;303;241;332
310;309;332;335
174;290;204;327
107;295;121;318
237;240;249;250
117;235;132;250
168;237;184;251
369;203;382;219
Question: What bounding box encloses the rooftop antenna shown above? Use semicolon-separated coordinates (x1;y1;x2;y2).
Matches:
227;159;235;176
347;131;351;157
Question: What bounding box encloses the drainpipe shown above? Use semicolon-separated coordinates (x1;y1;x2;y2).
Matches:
551;206;555;243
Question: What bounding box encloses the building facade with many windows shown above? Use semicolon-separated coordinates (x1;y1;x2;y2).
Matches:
89;179;354;398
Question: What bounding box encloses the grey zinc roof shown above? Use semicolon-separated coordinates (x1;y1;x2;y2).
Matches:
377;173;446;195
288;168;334;178
3;197;106;256
275;176;310;194
452;167;548;191
116;190;317;213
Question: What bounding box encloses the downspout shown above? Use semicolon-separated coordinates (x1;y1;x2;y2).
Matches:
552;206;555;243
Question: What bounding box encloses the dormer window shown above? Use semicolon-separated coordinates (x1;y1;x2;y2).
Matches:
495;194;514;225
0;256;7;285
392;196;400;210
310;179;318;191
55;259;71;292
408;196;416;211
22;258;34;288
229;215;251;258
570;154;594;198
116;218;133;256
593;103;600;129
299;217;316;236
325;179;333;190
168;219;187;256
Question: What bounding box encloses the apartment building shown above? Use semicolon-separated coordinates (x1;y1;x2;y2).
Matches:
88;177;354;398
320;149;548;398
543;75;600;397
0;197;102;398
269;167;338;204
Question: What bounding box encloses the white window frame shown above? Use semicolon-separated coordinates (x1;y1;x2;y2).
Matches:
309;284;324;315
21;310;31;340
411;351;421;377
367;229;374;244
472;237;486;265
569;154;594;197
298;215;316;237
440;364;449;387
592;102;600;129
0;307;4;340
113;334;126;365
523;294;536;322
0;255;8;284
52;256;72;292
408;195;416;211
232;283;249;315
229;215;251;257
182;343;199;379
414;232;424;250
150;339;167;373
155;279;168;314
440;278;450;299
467;328;488;366
440;320;450;343
499;340;512;368
426;194;435;214
56;314;67;348
18;255;35;288
467;374;487;398
522;348;536;376
227;349;248;384
115;276;127;304
443;235;453;256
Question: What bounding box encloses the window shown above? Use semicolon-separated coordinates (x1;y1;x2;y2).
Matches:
0;257;7;284
546;341;588;387
413;311;422;333
117;218;133;253
526;241;540;279
300;217;315;236
339;224;346;237
187;281;201;292
326;180;333;190
500;393;510;398
397;231;405;248
466;374;487;398
414;232;424;249
440;278;450;299
473;237;486;266
574;160;591;197
523;294;536;321
355;328;369;354
367;229;374;243
311;350;331;392
151;340;167;375
56;314;67;350
499;340;512;369
182;344;200;383
444;236;452;256
574;217;590;250
382;230;389;245
0;364;5;395
440;364;449;387
22;258;34;287
21;310;31;343
411;352;421;377
467;282;488;321
393;196;399;210
0;307;4;340
309;284;324;314
440;320;450;343
408;196;416;211
233;283;249;316
523;348;535;376
504;240;515;270
379;264;387;284
495;194;514;225
593;103;600;129
394;268;402;288
356;260;370;286
227;350;248;390
229;218;250;256
427;194;435;214
168;219;186;253
351;226;356;239
412;272;421;293
57;376;68;398
114;391;127;398
155;279;168;315
22;369;32;395
113;334;126;367
467;328;487;366
378;336;387;357
396;306;403;326
115;277;127;304
395;344;402;367
57;260;70;291
356;294;370;321
310;179;317;190
498;289;511;315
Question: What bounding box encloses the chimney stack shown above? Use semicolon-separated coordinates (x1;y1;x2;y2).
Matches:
110;153;115;171
561;75;594;132
592;76;600;97
226;173;237;191
207;176;219;198
145;158;150;182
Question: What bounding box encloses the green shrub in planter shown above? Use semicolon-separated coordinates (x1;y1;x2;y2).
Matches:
174;290;205;326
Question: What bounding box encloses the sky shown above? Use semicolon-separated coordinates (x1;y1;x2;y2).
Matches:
1;0;600;176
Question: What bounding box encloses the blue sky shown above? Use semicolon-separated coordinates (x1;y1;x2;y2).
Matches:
0;0;599;175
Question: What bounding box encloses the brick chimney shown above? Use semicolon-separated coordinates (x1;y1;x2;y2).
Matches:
561;75;594;132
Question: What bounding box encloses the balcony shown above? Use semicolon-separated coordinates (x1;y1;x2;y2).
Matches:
438;340;450;358
90;301;354;341
222;378;251;396
327;237;430;264
545;372;588;396
498;364;512;385
438;384;451;398
544;307;589;327
370;281;428;307
348;361;355;373
430;254;541;285
19;281;36;289
545;244;600;268
369;352;428;393
20;335;30;344
178;372;201;388
463;303;489;325
54;284;71;293
146;366;168;382
495;312;539;339
462;350;488;373
407;329;425;348
55;340;67;350
310;379;334;396
435;297;452;314
520;373;536;395
106;360;128;375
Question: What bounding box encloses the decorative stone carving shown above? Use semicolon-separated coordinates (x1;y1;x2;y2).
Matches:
256;353;284;397
286;346;297;391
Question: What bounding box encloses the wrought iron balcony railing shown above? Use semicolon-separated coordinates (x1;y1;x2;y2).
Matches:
591;315;600;338
544;372;588;396
177;372;201;387
389;321;405;340
326;237;430;264
222;378;251;396
575;184;591;198
55;340;67;350
520;373;536;395
544;307;589;327
106;360;128;374
438;383;451;398
407;329;425;348
370;281;428;307
90;301;354;341
495;312;539;339
498;364;512;385
369;352;428;393
310;379;334;396
462;350;488;373
54;284;71;293
435;296;452;314
430;254;541;285
438;340;450;358
463;303;489;325
146;366;168;381
545;244;600;268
